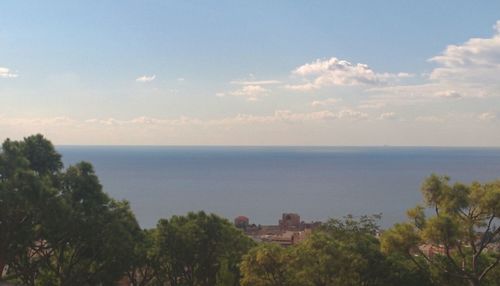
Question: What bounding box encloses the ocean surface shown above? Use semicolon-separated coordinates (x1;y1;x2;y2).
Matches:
58;146;500;228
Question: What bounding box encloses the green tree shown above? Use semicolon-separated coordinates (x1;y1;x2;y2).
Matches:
240;243;293;286
300;215;429;286
36;162;141;286
292;231;365;286
155;211;254;286
127;229;160;286
0;135;141;285
0;135;62;282
381;174;500;286
241;215;433;286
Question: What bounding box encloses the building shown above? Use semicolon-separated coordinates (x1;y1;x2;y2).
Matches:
235;213;321;247
279;213;301;230
234;215;250;229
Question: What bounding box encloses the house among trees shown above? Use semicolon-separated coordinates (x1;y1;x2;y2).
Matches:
235;213;321;246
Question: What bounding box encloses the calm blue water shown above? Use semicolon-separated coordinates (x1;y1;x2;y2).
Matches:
57;146;500;228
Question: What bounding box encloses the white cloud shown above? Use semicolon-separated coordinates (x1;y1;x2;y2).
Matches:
272;110;337;122
434;90;462;99
364;83;476;108
0;67;18;78
358;102;387;109
287;57;411;91
478;112;497;121
136;75;156;82
337;109;368;120
359;20;500;108
230;80;281;85
0;109;369;133
225;109;367;123
285;82;317;92
0;116;75;126
415;116;446;123
378;112;397;120
311;98;341;107
429;20;500;86
218;85;269;101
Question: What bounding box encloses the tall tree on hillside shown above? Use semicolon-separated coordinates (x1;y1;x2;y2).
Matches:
292;231;366;286
240;243;293;286
0;135;62;281
0;135;141;285
293;215;432;286
126;229;160;286
381;174;500;286
155;211;254;286
35;162;141;286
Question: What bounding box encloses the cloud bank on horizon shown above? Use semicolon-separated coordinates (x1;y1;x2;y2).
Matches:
1;2;499;146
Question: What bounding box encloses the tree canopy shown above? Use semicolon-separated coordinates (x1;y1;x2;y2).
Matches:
0;135;140;285
1;135;499;286
381;174;500;286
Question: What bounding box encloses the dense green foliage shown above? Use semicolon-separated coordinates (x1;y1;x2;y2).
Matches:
1;135;499;286
381;174;500;286
240;215;433;286
0;135;141;285
0;135;253;286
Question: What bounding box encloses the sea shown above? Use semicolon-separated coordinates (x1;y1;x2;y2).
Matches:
58;146;500;229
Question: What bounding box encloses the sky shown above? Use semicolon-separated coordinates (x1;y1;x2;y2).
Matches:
1;1;500;146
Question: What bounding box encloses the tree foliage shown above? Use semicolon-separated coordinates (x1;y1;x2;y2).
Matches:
381;174;500;286
0;135;139;285
154;211;255;286
240;243;292;286
241;215;431;286
2;135;499;286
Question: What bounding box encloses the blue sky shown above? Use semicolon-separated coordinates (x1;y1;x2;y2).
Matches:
1;1;500;145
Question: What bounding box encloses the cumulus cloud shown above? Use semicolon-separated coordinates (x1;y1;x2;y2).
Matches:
311;98;341;107
272;110;337;122
0;109;372;135
230;80;281;85
218;77;282;101
0;116;75;126
378;112;398;120
0;67;18;78
360;20;500;108
434;90;462;99
287;57;411;91
218;85;269;101
429;20;500;86
227;109;367;123
358;102;387;109
136;75;156;82
285;82;318;91
364;83;474;108
85;118;123;126
415;116;446;123
478;112;497;121
337;109;369;120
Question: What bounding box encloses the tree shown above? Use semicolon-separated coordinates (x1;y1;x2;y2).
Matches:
126;229;160;286
292;231;365;286
381;174;500;286
0;135;62;281
319;214;429;286
155;211;254;286
317;215;388;286
0;135;141;285
36;162;141;286
20;134;62;176
241;215;433;286
240;243;293;286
